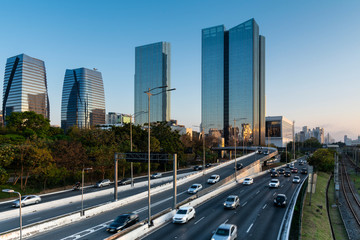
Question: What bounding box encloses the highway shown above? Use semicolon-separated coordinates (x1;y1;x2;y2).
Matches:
0;167;194;232
28;152;265;240
142;159;307;240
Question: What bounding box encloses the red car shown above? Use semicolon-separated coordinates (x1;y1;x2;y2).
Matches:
291;168;298;173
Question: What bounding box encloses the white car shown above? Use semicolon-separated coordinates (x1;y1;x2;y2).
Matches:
269;179;280;188
12;195;41;207
293;176;301;183
151;173;162;179
211;224;237;240
172;206;195;224
223;195;240;209
207;174;220;184
243;177;253;185
187;184;203;194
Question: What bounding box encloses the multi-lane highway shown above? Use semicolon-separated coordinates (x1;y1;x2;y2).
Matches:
26;152;265;240
142;160;307;240
0;167;196;233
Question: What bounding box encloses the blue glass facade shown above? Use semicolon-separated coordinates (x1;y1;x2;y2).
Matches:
201;25;225;134
2;54;49;122
61;68;105;130
202;19;265;145
134;42;171;125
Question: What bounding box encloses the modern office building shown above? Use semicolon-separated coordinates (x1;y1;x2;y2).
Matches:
2;54;49;122
61;68;105;130
134;42;171;126
106;112;131;125
265;116;293;148
201;19;265;145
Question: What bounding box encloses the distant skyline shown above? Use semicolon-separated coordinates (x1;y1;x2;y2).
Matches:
1;0;359;141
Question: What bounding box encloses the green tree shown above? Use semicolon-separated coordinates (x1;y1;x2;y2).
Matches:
5;111;50;137
308;148;335;172
303;137;322;149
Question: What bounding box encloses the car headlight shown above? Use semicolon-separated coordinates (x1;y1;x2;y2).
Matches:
224;203;226;206
274;200;276;203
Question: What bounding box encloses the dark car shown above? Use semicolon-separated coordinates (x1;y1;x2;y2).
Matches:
284;171;291;177
274;194;287;207
271;171;279;177
291;168;298;173
278;168;285;174
193;165;203;171
235;163;243;170
119;178;131;185
286;163;291;168
106;213;139;233
205;163;212;168
301;168;308;174
299;160;304;165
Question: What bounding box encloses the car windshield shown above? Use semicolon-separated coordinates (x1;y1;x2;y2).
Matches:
114;215;128;224
226;197;235;202
216;228;230;236
210;176;216;179
276;196;285;201
177;209;187;214
244;178;250;181
21;196;27;201
190;185;197;189
295;176;300;179
271;180;278;183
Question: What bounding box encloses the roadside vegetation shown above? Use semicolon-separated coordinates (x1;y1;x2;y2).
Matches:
301;172;332;240
0;111;220;198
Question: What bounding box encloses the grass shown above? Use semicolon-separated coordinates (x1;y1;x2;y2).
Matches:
301;172;332;240
328;178;348;239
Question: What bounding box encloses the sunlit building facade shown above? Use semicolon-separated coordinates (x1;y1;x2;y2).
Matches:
202;19;265;145
2;54;49;122
266;116;293;148
134;42;171;126
61;68;105;130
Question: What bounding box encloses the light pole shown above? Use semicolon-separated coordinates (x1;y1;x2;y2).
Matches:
129;111;146;187
144;85;175;226
2;189;22;239
194;123;214;176
81;167;92;216
233;118;246;181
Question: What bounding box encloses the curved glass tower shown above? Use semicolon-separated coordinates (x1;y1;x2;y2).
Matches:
61;68;105;130
2;54;49;122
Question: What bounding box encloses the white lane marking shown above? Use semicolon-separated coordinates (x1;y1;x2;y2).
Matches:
194;217;205;225
242;201;247;207
281;185;284;187
60;220;112;240
262;204;267;209
273;192;277;196
256;190;260;195
246;223;254;233
240;190;244;193
27;217;41;222
223;219;229;224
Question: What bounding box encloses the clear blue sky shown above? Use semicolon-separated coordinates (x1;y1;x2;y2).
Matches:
1;0;359;141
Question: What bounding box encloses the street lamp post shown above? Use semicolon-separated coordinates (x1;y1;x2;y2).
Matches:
144;86;175;226
2;189;22;239
129;111;146;187
81;167;92;216
233;118;246;181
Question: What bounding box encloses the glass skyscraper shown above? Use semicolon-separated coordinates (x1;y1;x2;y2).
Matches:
134;42;171;125
202;19;265;145
2;54;49;122
61;68;105;130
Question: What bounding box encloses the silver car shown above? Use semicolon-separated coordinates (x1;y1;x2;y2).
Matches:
211;224;237;240
12;195;41;207
95;179;111;188
223;195;240;209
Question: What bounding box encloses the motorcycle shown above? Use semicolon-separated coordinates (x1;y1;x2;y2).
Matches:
72;182;81;191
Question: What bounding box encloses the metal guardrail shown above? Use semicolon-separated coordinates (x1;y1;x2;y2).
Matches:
277;174;309;240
